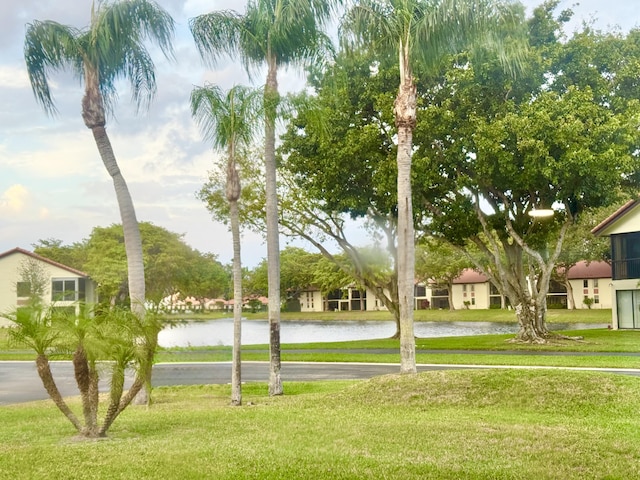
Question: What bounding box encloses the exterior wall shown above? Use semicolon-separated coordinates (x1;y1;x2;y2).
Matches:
596;203;640;235
567;277;612;309
0;250;96;326
611;279;640;330
451;282;490;310
300;290;323;313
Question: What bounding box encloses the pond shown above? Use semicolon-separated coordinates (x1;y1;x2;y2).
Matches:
157;319;606;348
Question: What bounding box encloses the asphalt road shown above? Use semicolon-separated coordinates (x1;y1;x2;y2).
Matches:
2;360;640;405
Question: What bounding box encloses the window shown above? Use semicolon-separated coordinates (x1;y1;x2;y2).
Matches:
51;278;83;302
583;279;589;288
594;279;599;288
594;295;600;304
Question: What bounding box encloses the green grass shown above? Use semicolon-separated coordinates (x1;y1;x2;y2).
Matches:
149;328;640;369
2;370;640;479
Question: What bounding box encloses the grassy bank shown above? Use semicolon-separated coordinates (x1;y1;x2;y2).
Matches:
2;370;640;479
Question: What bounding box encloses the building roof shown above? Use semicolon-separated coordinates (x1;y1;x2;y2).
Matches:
566;260;612;280
592;198;640;236
453;269;489;284
0;247;89;278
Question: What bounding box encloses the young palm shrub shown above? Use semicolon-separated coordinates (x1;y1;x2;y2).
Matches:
7;304;157;438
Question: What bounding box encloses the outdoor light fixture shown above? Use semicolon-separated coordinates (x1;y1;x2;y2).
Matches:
528;208;554;218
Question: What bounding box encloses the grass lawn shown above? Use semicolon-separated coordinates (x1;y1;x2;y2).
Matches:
150;327;640;369
1;370;640;479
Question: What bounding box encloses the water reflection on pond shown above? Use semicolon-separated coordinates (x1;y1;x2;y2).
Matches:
157;319;606;348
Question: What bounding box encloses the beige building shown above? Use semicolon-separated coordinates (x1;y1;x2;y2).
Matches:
593;198;640;329
451;270;494;310
0;248;97;326
565;261;612;310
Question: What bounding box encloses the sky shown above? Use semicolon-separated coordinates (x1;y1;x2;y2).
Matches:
0;0;637;269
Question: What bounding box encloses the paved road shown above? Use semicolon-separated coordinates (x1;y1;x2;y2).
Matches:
2;360;640;406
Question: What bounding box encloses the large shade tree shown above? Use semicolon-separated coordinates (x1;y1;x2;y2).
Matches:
24;0;175;402
414;3;640;341
190;0;342;395
340;0;526;373
191;84;263;406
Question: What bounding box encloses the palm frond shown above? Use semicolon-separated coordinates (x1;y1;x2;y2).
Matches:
416;0;527;72
88;0;175;113
24;20;82;115
189;11;245;67
191;84;264;152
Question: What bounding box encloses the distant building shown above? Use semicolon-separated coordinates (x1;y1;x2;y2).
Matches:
593;198;640;329
0;247;97;326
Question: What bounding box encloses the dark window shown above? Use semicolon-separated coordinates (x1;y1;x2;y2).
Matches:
415;285;426;297
52;279;77;301
611;233;640;280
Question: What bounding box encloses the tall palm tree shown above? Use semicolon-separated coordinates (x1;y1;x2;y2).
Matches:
191;84;263;406
24;0;174;400
341;0;525;373
190;0;341;395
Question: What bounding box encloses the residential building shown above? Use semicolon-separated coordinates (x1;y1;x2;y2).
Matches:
452;270;493;310
566;261;612;310
593;198;640;329
0;247;97;326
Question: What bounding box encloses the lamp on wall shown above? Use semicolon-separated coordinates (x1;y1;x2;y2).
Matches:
528;208;554;218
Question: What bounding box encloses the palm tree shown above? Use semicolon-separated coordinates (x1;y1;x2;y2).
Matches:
191;84;263;406
24;0;175;401
190;0;341;395
341;0;525;373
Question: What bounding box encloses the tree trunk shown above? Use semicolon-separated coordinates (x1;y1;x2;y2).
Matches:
447;281;456;311
73;346;98;436
99;375;145;435
265;55;283;395
565;279;575;309
90;125;150;404
36;354;82;433
229;177;242;406
513;299;549;343
99;362;126;437
394;53;417;374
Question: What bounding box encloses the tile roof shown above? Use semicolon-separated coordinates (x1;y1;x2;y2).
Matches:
566;260;612;279
453;269;488;284
0;247;89;278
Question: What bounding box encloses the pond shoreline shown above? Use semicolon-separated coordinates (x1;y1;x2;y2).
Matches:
164;308;612;324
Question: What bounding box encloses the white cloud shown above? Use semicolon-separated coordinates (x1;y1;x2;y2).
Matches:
0;65;30;89
0;184;30;214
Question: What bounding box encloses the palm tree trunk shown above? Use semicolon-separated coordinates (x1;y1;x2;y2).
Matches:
394;70;417;374
73;346;98;436
265;56;283;396
99;363;127;437
90;124;151;403
100;375;144;435
36;354;82;432
230;199;242;406
90;125;146;317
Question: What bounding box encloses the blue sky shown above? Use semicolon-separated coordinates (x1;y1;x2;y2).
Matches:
0;1;637;268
